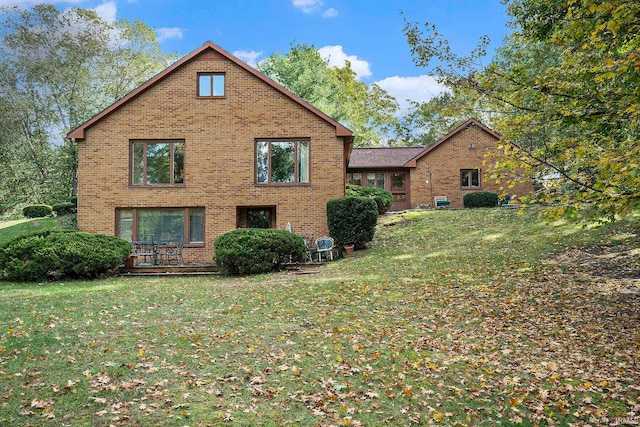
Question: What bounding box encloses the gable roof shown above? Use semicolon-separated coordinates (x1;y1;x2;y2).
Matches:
67;41;353;140
347;119;499;169
348;146;426;168
404;118;500;167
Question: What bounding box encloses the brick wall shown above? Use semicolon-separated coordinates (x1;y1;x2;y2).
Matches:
77;52;346;263
409;124;534;208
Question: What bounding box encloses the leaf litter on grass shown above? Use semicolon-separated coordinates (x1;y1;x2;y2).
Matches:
1;208;639;426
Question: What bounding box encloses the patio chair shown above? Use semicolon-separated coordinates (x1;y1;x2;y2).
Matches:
159;237;184;266
315;237;334;262
133;238;156;265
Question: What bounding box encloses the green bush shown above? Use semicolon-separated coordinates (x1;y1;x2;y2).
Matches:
52;202;76;216
23;204;53;218
215;228;307;276
463;191;500;208
0;231;131;282
345;184;394;214
67;195;78;207
327;196;378;249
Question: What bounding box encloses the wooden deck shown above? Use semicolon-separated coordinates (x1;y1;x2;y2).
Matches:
118;262;326;276
119;263;218;276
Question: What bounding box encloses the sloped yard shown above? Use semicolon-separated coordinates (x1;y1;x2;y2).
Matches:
0;208;638;426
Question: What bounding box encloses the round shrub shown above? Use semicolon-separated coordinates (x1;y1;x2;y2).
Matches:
327;196;378;249
215;228;307;276
463;191;500;208
52;202;76;216
23;204;53;218
0;231;131;282
345;184;393;214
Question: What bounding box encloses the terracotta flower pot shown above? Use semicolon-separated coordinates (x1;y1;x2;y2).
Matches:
343;244;355;255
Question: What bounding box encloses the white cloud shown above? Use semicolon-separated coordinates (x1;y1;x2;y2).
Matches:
291;0;322;14
156;27;183;42
322;7;338;18
318;45;372;80
93;1;117;23
375;75;449;111
233;50;263;67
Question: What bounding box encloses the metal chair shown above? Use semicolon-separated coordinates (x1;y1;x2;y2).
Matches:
133;238;156;265
315;237;334;262
159;237;184;265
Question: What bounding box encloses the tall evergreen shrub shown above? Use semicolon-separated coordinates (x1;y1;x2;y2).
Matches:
327;196;378;249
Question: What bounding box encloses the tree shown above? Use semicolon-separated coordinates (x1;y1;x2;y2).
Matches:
256;43;399;147
0;4;174;207
393;87;495;147
403;0;640;221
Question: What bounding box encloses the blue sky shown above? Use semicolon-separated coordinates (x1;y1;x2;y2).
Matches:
1;0;512;109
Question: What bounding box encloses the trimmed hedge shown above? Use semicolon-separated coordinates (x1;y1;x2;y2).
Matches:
345;184;393;214
52;202;76;216
463;191;500;208
327;196;378;249
0;231;131;282
23;204;53;218
215;228;307;276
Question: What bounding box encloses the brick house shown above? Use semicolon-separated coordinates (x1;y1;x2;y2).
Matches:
67;41;353;263
347;118;534;210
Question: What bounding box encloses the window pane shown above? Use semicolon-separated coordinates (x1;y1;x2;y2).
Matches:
248;209;270;228
352;173;362;186
117;209;133;242
189;209;204;243
138;209;183;242
146;143;170;184
346;173;353;184
132;144;144;185
256;141;268;183
213;75;225;96
199;75;211;96
471;169;480;187
367;173;376;187
391;173;406;191
461;171;470;187
173;142;184;184
377;173;385;189
270;141;294;183
298;140;309;183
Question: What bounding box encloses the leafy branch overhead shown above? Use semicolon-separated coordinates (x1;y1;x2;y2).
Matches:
403;0;640;221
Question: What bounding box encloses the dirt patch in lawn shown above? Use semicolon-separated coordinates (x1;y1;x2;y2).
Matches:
548;235;640;295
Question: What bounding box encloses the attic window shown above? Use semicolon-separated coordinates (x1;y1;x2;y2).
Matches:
198;73;225;97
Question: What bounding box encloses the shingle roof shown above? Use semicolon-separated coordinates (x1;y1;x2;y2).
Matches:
348;147;426;168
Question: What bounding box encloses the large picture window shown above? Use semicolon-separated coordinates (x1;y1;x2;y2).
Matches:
131;140;184;186
461;169;481;188
116;208;204;245
256;139;309;184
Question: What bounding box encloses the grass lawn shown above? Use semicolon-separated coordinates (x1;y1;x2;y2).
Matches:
0;217;63;246
1;208;638;426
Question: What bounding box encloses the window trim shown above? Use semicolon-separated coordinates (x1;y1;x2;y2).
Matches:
197;72;226;98
460;168;481;189
255;138;311;186
130;139;185;187
116;207;205;247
